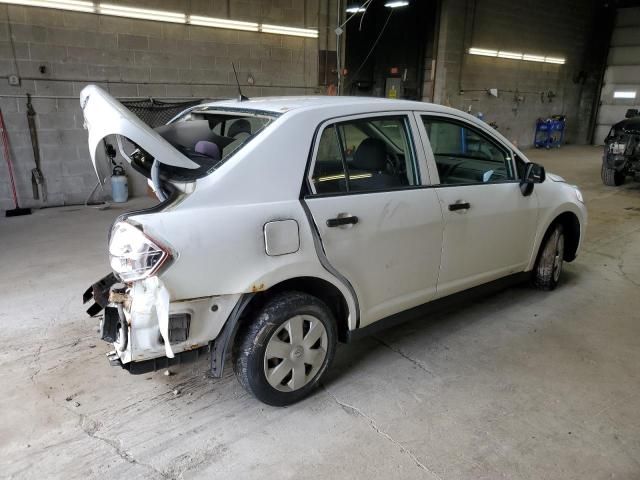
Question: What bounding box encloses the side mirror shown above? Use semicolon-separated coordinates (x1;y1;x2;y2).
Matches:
520;162;545;196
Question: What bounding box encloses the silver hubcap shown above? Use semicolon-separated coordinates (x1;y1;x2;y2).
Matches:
263;315;328;392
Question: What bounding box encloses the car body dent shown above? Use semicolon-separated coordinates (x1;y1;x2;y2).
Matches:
123;283;241;362
131;200;359;328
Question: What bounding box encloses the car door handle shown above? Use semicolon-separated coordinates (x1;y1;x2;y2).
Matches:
448;201;471;211
326;215;359;227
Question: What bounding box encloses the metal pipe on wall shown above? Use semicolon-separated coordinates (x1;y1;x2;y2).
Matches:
336;0;342;94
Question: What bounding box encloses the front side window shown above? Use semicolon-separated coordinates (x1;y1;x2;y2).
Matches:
421;116;514;185
311;115;419;194
515;154;527;179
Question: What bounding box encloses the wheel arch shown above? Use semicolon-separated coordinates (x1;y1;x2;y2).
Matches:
554;211;581;262
210;275;354;378
533;211;581;265
240;276;351;343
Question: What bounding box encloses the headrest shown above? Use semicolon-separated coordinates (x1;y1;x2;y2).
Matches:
195;141;221;160
228;119;251;138
155;120;235;149
352;138;387;171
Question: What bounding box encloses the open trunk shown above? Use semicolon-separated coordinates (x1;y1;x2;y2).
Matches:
80;85;276;197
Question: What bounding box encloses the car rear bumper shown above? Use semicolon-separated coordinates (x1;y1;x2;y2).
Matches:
84;273;241;369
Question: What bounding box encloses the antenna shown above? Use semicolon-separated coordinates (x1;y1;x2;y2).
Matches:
232;63;249;102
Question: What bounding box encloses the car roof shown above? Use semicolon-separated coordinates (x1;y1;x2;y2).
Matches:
193;95;529;163
199;95;451;115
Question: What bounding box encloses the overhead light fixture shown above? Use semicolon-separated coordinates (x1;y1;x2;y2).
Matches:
544;56;565;65
498;51;523;60
384;0;409;7
1;0;94;12
470;48;566;65
345;5;366;13
0;0;319;38
614;91;637;99
469;48;498;57
99;3;185;23
261;24;318;38
522;54;546;62
189;15;259;32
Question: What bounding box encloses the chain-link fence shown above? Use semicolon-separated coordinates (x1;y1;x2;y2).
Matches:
121;98;203;128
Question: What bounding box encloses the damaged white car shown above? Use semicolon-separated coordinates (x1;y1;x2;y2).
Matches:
81;85;586;406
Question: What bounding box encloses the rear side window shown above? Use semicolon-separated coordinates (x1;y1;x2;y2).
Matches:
311;115;418;194
422;116;514;185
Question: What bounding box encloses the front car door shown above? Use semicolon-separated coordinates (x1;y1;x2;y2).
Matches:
415;113;539;297
303;112;443;327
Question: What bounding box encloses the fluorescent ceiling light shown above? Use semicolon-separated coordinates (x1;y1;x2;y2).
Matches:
498;51;523;60
522;54;546;62
261;24;318;38
544;56;565;64
471;48;566;64
384;0;409;7
189;15;258;32
0;0;318;38
614;91;637;99
346;6;366;13
99;3;186;23
1;0;94;12
469;48;498;57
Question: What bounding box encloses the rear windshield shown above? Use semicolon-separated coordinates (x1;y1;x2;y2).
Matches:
123;108;278;182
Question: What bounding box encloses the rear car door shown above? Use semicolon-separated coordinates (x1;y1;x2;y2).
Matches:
416;113;539;297
303;113;443;327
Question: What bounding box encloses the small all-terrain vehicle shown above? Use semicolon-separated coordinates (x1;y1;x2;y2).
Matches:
602;109;640;186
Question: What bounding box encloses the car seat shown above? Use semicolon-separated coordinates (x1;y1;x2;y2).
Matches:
227;119;252;140
349;138;402;190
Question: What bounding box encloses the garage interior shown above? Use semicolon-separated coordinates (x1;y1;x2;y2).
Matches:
1;0;640;478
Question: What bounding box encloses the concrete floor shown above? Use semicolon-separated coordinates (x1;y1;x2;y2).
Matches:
1;145;639;479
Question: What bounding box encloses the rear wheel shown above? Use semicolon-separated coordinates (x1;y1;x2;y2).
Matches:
233;291;337;406
532;224;565;291
601;164;625;186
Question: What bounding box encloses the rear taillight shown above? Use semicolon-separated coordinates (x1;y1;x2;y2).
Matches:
108;221;171;282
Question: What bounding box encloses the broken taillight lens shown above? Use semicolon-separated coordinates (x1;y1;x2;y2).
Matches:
108;221;170;282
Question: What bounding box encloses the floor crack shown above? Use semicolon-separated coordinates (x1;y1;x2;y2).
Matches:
29;294;75;384
78;413;174;479
374;337;435;377
322;385;443;480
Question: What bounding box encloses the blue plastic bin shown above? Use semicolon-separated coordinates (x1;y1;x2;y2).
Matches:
534;116;566;148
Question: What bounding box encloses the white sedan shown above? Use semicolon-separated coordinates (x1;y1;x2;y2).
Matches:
81;85;587;406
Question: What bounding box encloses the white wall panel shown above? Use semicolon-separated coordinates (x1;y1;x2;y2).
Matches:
595;7;640;145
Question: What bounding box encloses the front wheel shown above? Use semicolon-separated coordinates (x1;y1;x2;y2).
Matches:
532;224;565;291
233;291;337;406
601;164;625;186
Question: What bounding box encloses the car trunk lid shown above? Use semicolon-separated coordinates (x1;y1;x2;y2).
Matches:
80;84;201;180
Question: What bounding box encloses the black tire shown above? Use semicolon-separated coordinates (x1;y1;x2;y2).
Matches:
233;291;337;406
601;164;625;186
532;224;565;291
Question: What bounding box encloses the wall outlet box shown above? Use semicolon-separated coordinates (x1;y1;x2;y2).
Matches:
8;75;20;86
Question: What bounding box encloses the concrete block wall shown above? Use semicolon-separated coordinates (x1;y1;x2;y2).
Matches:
0;0;331;210
433;0;598;148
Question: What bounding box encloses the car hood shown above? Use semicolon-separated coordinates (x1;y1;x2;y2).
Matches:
613;117;640;135
547;172;565;182
80;84;200;178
